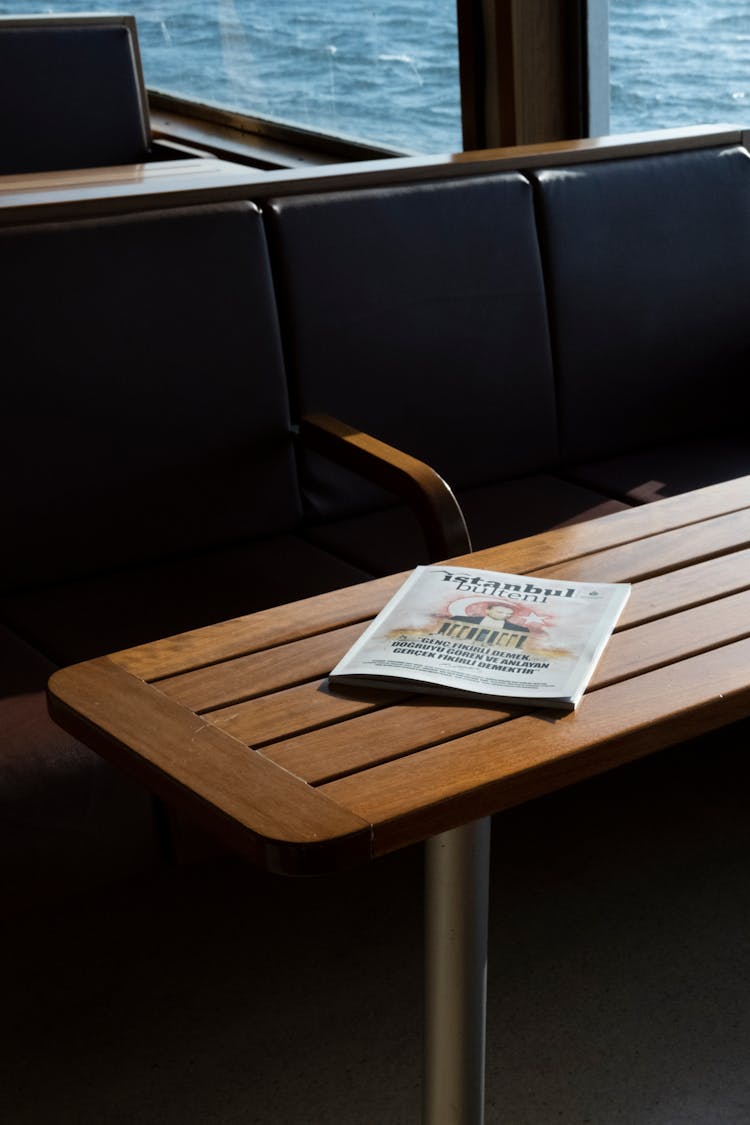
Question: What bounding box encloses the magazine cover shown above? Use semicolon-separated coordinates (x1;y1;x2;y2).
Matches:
330;565;630;710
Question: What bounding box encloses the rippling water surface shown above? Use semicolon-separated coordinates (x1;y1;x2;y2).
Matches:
2;0;749;152
610;0;750;133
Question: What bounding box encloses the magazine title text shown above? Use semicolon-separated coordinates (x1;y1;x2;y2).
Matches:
441;571;575;604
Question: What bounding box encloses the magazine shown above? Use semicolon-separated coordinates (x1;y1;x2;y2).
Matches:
330;564;630;710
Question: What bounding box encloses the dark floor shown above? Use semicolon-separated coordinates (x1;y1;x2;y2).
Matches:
4;726;750;1124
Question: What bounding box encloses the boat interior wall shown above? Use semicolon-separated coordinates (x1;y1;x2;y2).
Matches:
0;128;748;915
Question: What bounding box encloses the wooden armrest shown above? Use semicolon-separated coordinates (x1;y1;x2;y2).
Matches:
298;412;472;561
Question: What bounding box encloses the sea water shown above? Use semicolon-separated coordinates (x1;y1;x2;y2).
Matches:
609;0;750;135
2;0;749;152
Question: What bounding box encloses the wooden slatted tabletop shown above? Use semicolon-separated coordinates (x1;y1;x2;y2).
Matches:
47;475;750;875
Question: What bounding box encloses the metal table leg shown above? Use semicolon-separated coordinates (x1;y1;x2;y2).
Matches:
423;816;491;1125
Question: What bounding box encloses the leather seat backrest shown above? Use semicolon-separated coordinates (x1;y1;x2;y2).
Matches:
531;145;750;463
0;15;151;174
0;201;300;592
265;173;557;521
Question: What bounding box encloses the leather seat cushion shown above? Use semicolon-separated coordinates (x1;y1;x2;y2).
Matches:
565;436;750;504
307;474;630;576
0;536;370;667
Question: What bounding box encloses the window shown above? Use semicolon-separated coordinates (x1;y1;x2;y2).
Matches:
4;0;747;160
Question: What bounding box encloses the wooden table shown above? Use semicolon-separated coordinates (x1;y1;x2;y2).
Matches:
48;475;750;1125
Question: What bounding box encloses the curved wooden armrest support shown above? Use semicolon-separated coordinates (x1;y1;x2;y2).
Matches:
299;412;472;561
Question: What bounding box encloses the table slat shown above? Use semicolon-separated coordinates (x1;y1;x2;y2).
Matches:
595;588;750;687
536;508;750;585
155;622;367;711
205;678;405;746
618;547;750;627
263;698;514;785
